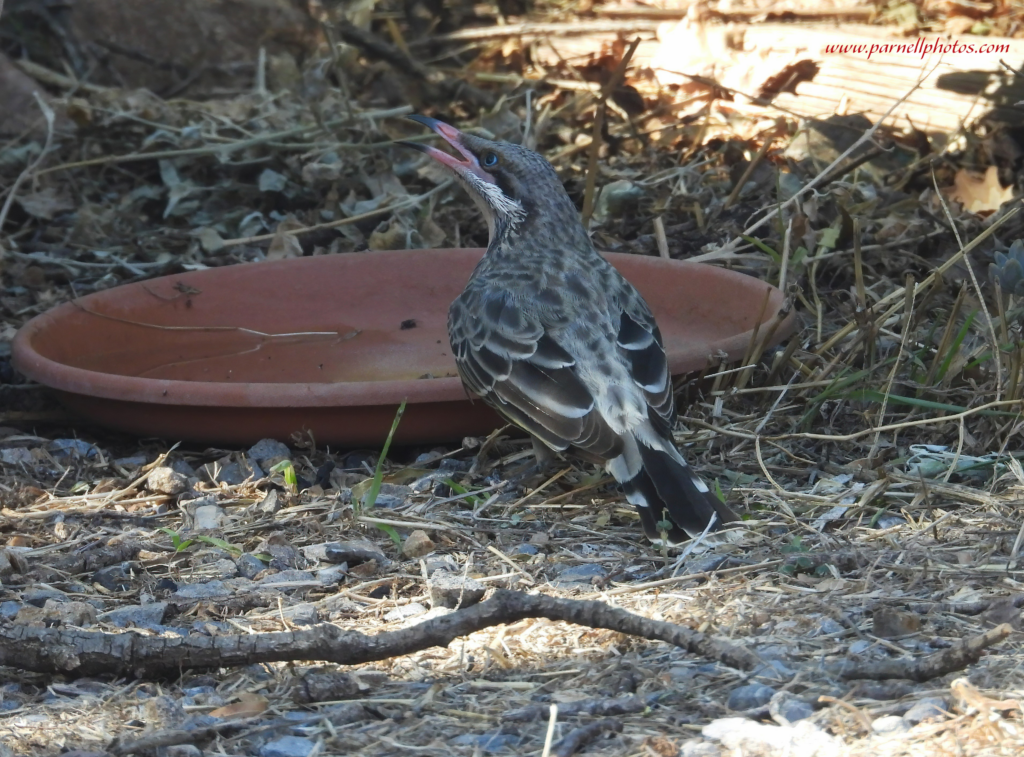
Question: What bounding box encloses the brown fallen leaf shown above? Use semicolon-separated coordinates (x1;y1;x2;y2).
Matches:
945;165;1014;214
208;692;269;719
267;217;305;260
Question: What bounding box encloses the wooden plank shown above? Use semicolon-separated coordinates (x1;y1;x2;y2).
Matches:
534;22;1024;134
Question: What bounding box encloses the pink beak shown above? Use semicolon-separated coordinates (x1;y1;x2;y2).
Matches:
397;115;496;185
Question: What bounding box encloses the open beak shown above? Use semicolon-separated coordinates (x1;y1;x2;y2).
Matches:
397;115;496;185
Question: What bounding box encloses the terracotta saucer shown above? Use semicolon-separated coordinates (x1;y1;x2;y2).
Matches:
12;249;797;446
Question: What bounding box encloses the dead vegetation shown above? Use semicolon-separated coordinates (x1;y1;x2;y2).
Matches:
2;0;1024;755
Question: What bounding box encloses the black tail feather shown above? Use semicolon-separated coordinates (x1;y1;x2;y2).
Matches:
623;444;738;542
623;469;690;542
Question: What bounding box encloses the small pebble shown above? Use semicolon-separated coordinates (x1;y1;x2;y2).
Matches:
875;514;906;530
0;448;33;465
235;554;266;580
169;458;197;477
281;603;319;626
902;697;948;724
258;489;282;514
23;588;64;606
680;740;720;756
727;683;776;711
551;563;606;588
172;581;232;600
402;530;435;559
421;554;459;576
817;618;844;635
848;640;872;655
258;570;314;585
193;504;226;530
259;736;315;757
248;439;291;465
372;494;404;509
385;603;427;622
770;691;814;724
751;659;796;679
98;602;168;627
374;482;412;504
212;461;254;486
93;564;133;592
322;540;389;567
144;695;186;730
147;466;188;495
429;570;486;609
316;564;347;586
872;715;910;735
209;559;238;579
48;439;99;458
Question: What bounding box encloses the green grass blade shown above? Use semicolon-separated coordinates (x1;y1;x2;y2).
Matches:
935;310;975;383
362;399;407;511
741;235;780;262
846;389;1020;418
270;459;297;487
379;524;402;547
444;477;480;505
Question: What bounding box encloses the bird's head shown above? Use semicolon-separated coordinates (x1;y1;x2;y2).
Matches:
398;115;579;245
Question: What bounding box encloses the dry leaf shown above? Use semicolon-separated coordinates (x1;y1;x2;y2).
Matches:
946;165;1014;214
368;218;408;250
208;692;269;719
17;188;74;220
267;217;305;260
193;227;225;253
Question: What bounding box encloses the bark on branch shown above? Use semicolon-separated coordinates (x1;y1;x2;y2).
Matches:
335;21;496;110
0;589;759;678
826;623;1012;682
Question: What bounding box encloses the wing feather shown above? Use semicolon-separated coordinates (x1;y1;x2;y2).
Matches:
451;283;677;471
450;289;616;456
617;308;674;436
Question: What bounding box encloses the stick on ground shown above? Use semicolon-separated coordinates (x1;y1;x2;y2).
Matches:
0;589;760;678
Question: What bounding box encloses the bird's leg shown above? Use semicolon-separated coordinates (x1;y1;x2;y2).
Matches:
531;436;557;470
502;436;562;488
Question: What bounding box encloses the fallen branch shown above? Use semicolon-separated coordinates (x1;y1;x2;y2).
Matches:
581;37;641;226
336;21;495;110
553;718;623;757
0;589;759;678
409;20;660;46
827;623;1012;682
107;717;272;756
503;694;652;722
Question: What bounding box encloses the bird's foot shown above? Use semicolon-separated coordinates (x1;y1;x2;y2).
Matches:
502;459;560;490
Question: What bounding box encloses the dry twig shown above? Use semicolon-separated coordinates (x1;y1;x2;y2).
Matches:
0;589;760;677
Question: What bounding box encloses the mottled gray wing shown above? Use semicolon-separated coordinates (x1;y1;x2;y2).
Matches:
616;293;675;438
448;289;622;459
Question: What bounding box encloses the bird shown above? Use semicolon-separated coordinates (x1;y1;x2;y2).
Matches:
398;115;738;543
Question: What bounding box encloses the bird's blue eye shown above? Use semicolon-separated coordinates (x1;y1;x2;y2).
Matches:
482;152;498;167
